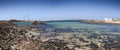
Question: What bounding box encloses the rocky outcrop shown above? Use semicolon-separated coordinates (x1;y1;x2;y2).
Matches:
0;22;73;50
40;39;72;50
0;25;28;50
1;20;120;50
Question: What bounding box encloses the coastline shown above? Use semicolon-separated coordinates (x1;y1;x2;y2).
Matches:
81;20;120;25
0;20;120;50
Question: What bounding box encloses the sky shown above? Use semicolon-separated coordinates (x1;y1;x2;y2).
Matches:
0;0;120;20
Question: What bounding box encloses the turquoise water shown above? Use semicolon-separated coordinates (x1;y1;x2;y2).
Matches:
45;21;120;32
14;21;120;33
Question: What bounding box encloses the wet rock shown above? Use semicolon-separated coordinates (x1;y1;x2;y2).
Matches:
1;45;11;50
41;39;72;50
85;42;99;50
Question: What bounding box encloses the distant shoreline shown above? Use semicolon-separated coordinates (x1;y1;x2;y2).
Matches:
81;20;120;25
0;19;120;25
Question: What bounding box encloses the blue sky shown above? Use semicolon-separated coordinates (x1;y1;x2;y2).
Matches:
0;0;120;20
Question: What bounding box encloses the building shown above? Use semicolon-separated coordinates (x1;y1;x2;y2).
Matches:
104;18;112;20
104;18;120;21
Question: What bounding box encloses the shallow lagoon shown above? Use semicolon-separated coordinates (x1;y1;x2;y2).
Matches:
14;21;120;33
45;21;120;33
14;21;120;49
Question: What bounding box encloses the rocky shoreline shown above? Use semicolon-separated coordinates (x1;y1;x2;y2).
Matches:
0;25;75;50
0;20;74;50
0;20;120;50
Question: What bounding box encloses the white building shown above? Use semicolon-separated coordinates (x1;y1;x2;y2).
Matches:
104;18;112;20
